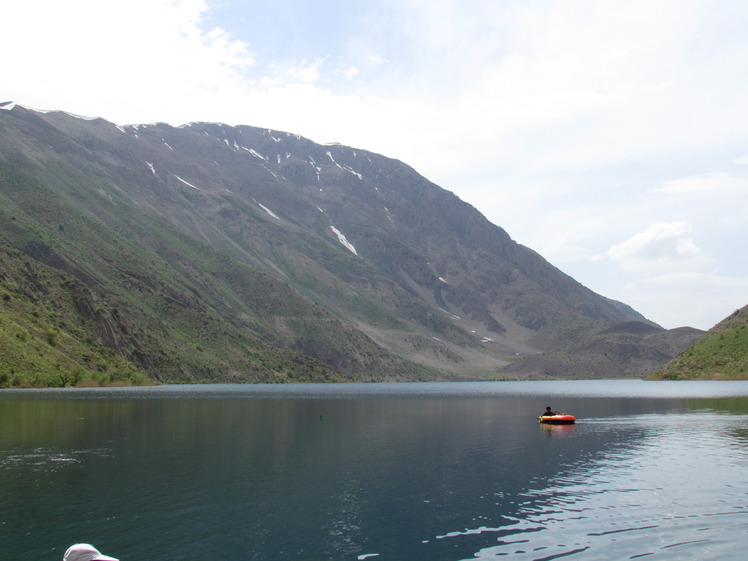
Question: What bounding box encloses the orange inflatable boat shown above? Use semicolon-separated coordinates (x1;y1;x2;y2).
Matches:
538;414;576;424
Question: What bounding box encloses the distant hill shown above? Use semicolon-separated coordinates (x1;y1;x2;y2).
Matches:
652;305;748;380
0;104;703;386
504;322;704;379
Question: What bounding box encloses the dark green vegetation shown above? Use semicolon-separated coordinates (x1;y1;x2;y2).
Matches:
653;305;748;380
0;241;145;387
0;105;707;386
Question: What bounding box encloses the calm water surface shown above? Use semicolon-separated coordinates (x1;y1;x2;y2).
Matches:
1;380;747;560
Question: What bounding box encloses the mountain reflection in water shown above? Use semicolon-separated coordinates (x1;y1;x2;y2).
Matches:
1;381;747;561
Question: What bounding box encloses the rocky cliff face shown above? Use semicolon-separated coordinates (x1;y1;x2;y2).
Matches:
0;105;701;384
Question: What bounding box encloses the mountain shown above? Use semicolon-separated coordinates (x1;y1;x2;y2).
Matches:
652;305;748;380
0;104;702;386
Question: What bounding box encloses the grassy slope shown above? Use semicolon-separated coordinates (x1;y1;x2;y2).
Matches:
0;241;147;387
652;306;748;380
0;157;429;387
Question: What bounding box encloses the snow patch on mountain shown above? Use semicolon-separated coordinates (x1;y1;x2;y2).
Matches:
258;202;280;220
330;226;357;255
125;124;142;139
384;206;395;225
236;146;277;177
175;175;199;190
326;151;362;180
248;148;266;161
308;156;321;181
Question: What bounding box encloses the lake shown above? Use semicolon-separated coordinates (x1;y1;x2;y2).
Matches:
1;380;747;561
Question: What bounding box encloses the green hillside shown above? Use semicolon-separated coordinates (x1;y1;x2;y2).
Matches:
652;306;748;380
0;160;425;387
0;106;707;386
0;241;145;387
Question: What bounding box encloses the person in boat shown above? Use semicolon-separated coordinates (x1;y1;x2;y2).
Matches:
541;406;558;417
63;544;119;561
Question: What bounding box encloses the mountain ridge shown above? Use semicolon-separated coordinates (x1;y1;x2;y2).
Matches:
0;104;703;386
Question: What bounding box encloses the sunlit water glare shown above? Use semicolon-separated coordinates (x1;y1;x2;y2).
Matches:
443;414;748;560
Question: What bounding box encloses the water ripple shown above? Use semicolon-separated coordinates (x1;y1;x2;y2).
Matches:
433;412;748;560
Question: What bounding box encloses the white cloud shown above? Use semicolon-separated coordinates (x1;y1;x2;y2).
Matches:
286;61;323;84
608;222;700;262
368;55;388;66
1;0;254;124
2;0;748;330
342;66;360;80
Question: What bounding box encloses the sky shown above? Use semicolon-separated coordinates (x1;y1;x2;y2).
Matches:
2;0;747;330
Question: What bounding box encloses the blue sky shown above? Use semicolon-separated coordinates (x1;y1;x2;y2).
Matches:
3;0;748;330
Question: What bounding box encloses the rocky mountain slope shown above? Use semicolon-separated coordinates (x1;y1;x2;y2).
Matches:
0;104;702;385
